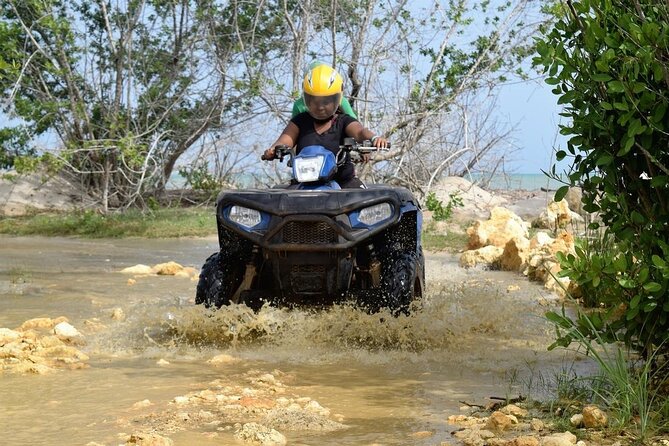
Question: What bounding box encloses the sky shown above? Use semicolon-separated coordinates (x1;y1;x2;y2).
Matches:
494;77;568;175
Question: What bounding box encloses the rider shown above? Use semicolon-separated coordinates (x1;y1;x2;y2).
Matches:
263;63;387;189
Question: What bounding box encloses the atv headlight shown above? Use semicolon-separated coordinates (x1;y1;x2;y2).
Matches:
228;205;262;228
293;155;325;182
358;203;393;225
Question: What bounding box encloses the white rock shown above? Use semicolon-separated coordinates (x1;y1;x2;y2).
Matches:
235;422;287;446
459;245;504;268
569;413;583;427
0;328;22;344
132;399;153;409
111;307;126;321
304;400;330;417
54;322;82;339
540;431;577;446
120;264;154;275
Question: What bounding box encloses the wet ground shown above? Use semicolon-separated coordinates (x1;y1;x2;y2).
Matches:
0;235;587;445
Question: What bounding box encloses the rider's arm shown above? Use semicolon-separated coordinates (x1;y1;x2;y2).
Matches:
263;122;299;160
344;121;388;148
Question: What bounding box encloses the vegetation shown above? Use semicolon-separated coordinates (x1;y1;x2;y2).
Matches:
545;311;669;441
0;1;551;210
0;207;215;238
421;223;469;253
424;192;464;222
536;0;669;361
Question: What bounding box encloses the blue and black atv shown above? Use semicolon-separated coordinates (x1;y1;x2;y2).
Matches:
195;138;425;315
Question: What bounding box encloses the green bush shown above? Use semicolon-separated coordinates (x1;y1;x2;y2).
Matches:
425;191;463;222
536;1;669;359
556;229;622;308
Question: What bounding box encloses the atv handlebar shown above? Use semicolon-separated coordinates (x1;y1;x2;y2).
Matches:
261;140;390;162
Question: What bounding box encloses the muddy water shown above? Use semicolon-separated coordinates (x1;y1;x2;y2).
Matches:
0;235;585;445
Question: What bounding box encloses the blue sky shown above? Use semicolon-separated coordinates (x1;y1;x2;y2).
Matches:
495;77;569;174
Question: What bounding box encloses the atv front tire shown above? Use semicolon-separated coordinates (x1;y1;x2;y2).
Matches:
195;252;244;308
380;251;421;315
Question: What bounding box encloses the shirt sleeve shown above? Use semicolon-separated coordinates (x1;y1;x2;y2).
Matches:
340;113;359;129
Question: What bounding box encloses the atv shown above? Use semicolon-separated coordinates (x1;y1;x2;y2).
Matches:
195;138;425;315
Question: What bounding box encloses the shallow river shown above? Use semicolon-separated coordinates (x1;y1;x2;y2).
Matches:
0;235;586;445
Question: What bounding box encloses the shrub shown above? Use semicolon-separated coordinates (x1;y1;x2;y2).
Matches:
425;191;463;222
536;1;669;360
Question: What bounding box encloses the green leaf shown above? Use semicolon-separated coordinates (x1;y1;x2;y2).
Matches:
592;275;601;287
613;255;627;272
545;311;573;329
596;154;614;166
592;73;612;82
619;278;637;289
618;135;635;156
608;80;625;92
643;302;657;312
652;255;667;268
554;185;569;202
627;305;640;321
643;282;662;293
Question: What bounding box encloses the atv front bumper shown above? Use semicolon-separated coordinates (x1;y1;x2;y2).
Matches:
215;186;420;252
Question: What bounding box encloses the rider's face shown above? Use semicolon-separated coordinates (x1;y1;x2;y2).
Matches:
305;93;340;120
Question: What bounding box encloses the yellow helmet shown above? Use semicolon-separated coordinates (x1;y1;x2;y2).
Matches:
302;64;343;120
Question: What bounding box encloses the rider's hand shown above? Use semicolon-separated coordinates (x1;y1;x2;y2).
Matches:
262;147;276;161
373;136;388;149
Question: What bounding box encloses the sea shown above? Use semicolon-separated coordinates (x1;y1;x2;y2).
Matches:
465;172;566;191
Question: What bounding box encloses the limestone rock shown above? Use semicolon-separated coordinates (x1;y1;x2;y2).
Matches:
152;261;184;275
540;432;577;446
453;427;496;445
485;411;515;432
500;237;531;271
530;232;554;250
509;437;540;446
19;317;66;331
459;246;504;268
466;207;529;250
565;187;583;215
132;399;153;409
235;422;287;446
120;264;154;275
54;322;84;343
530;418;545;431
0;328;22;344
126;433;174;446
432;176;508;219
2;318;89;374
582;405;608;428
501;404;529;418
111;307;126;321
533;200;573;230
569;414;583;427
